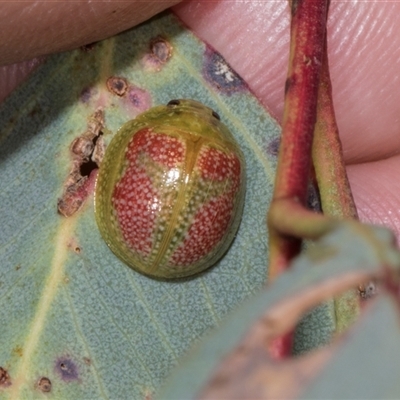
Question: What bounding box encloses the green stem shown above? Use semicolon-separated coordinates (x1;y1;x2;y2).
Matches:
312;34;360;333
269;198;336;240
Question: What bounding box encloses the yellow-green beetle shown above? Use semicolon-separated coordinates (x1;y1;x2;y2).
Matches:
95;99;245;279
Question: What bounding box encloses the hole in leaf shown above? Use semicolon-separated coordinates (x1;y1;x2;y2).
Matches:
79;159;98;177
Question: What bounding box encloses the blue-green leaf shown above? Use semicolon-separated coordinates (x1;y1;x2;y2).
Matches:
0;11;332;399
157;222;400;399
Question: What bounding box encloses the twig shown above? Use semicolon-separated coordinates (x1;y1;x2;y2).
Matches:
268;0;329;278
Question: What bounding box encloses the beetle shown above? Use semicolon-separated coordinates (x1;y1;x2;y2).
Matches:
95;99;245;279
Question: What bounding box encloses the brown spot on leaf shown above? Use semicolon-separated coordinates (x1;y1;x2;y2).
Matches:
67;238;80;252
71;136;94;159
57;172;97;217
142;36;172;71
83;357;91;366
0;367;11;388
12;346;23;357
58;110;105;217
150;36;172;64
106;76;128;96
37;377;52;393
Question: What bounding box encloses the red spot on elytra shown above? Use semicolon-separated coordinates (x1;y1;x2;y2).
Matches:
198;146;241;192
172;146;241;267
171;194;233;267
112;128;185;256
112;166;156;256
126;128;185;167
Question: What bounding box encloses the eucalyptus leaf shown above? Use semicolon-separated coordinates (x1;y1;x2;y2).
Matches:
300;295;400;400
158;222;400;399
0;11;331;399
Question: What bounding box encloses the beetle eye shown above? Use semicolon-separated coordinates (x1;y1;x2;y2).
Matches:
212;110;221;120
167;99;180;106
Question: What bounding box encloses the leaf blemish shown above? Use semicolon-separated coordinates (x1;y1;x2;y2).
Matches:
104;75;151;117
203;47;246;94
0;367;11;388
142;36;172;71
83;357;91;365
12;345;23;357
67;237;81;255
55;357;79;382
106;76;128;97
123;86;152;115
80;87;98;103
36;376;52;393
267;137;280;157
58;110;105;217
150;36;172;63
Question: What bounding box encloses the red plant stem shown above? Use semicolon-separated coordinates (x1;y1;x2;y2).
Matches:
274;0;328;202
267;0;329;360
268;0;329;278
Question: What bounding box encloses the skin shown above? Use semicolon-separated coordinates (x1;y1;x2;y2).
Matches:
1;0;400;243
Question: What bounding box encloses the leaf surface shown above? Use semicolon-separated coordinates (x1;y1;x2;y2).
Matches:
0;12;332;399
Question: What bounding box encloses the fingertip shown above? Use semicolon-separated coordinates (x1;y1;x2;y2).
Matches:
0;1;181;66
